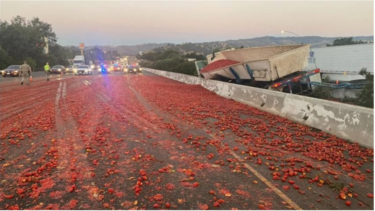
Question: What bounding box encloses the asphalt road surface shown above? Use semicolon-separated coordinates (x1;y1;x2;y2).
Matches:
0;70;98;84
0;70;373;210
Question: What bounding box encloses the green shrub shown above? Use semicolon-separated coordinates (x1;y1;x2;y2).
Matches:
356;68;373;108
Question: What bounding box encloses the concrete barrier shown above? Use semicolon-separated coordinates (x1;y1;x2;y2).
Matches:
145;69;374;148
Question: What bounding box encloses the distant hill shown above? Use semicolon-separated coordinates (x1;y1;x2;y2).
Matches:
86;43;169;56
154;36;374;55
226;36;373;48
85;36;373;56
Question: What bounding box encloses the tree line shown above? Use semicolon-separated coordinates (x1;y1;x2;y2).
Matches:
136;50;206;76
327;37;372;47
0;16;72;70
0;16;122;70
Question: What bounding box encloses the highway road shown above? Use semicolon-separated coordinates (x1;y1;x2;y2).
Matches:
0;70;94;84
0;70;373;210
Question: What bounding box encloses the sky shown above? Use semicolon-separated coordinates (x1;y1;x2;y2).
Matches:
0;1;374;46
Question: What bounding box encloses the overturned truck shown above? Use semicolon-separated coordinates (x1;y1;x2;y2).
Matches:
199;44;321;94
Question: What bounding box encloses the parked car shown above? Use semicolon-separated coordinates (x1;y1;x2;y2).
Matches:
74;65;93;75
66;65;76;73
1;65;21;77
124;65;142;74
51;65;66;74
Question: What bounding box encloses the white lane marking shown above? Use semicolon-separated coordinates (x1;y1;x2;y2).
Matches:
54;77;68;81
82;80;91;85
55;81;62;105
62;81;66;98
207;133;302;210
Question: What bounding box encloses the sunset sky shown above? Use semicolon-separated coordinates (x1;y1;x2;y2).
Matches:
1;1;374;46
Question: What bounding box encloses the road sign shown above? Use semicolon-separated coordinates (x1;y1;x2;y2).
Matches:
79;43;85;49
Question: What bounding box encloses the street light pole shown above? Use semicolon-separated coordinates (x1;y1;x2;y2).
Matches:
281;30;302;44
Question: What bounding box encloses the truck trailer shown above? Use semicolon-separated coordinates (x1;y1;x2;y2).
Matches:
73;55;85;66
200;44;322;94
304;43;374;82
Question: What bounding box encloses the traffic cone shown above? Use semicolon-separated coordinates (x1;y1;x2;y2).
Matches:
335;80;339;84
30;76;33;82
